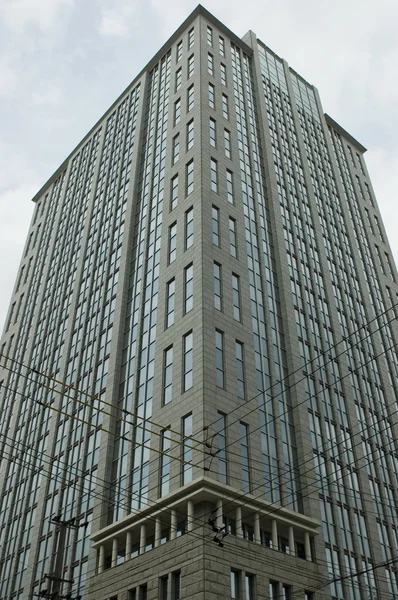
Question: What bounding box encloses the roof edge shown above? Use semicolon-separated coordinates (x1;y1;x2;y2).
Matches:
324;113;367;154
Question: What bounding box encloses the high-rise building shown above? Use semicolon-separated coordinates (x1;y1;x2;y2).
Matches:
1;5;398;600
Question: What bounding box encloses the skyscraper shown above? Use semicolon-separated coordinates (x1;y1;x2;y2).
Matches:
1;4;398;599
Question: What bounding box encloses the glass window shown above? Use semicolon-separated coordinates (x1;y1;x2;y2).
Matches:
187;119;194;150
185;207;193;249
182;413;193;483
174;98;181;125
184;263;193;313
175;67;182;92
168;223;177;264
187;84;194;111
166;279;175;328
211;158;218;192
171;175;179;210
172;571;181;600
176;41;182;62
188;54;194;79
224;128;231;158
208;83;215;109
212;206;220;246
208;53;214;76
215;330;224;388
188;27;194;49
172;134;180;165
240;422;250;492
229;217;237;257
219;35;225;56
220;63;227;86
236;341;245;399
160;429;171;495
214;262;222;310
183;332;193;391
210;118;216;147
139;585;147;600
245;574;254;600
232;274;241;321
186;160;194;195
217;412;227;483
226;170;234;203
231;570;240;599
207;25;213;46
222;94;229;119
163;347;173;405
160;576;168;600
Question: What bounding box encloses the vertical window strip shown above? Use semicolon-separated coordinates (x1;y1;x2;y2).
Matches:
163;346;173;405
210;118;216;147
207;25;213;46
214;262;222;310
219;35;225;56
188;54;194;79
166;279;175;328
172;134;180;165
211;158;218;192
215;330;224;388
186;160;194;195
188;27;194;49
222;94;229;119
208;53;214;76
229;217;237;257
220;63;227;86
182;413;193;483
160;430;171;496
224;128;231;158
208;83;215;109
226;170;234;203
176;41;182;62
187;119;194;150
175;67;182;92
217;412;227;483
168;223;177;263
170;175;178;210
240;422;250;492
212;206;220;246
183;332;193;391
174;98;181;125
236;341;245;398
185;207;193;249
187;84;194;111
184;264;193;313
232;274;241;320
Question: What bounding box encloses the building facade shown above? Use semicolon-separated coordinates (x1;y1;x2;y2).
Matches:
1;5;398;600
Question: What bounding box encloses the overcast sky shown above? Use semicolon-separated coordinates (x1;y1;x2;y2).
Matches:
1;0;397;333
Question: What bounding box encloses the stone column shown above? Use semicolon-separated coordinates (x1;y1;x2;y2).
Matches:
304;531;312;561
288;525;295;556
170;509;177;540
155;516;161;548
271;519;278;550
98;545;105;574
111;538;118;568
236;506;243;538
126;531;132;560
187;500;194;532
140;523;146;555
254;512;261;543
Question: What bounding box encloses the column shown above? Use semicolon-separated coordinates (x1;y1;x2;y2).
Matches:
126;531;132;560
140;523;146;555
216;499;223;530
111;538;118;568
288;525;295;556
254;512;261;543
187;500;194;532
271;519;278;550
155;516;161;548
304;531;312;561
98;545;105;574
236;506;243;538
170;510;177;540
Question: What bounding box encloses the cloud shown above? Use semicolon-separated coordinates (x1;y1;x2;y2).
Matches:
97;1;139;38
0;0;73;35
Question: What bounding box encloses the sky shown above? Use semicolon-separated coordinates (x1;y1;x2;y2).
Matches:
1;0;397;333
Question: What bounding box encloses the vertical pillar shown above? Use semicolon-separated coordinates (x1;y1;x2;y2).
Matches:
254;513;261;543
155;517;161;548
271;519;278;550
98;545;105;574
140;523;146;555
170;509;177;540
304;531;312;561
111;538;118;568
288;525;295;556
126;531;132;560
187;500;194;532
216;499;223;530
236;506;243;538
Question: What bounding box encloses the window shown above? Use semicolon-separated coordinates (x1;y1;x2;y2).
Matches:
160;430;171;495
187;119;194;150
385;252;395;281
184;263;193;313
231;570;240;599
163;347;173;405
175;67;182;92
188;27;194;49
176;40;183;62
210;158;218;193
166;279;175;328
222;94;229;119
188;54;194;78
174;98;181;125
172;571;181;600
224;129;231;158
226;170;234;203
183;332;193;391
245;574;255;600
214;262;222;310
212;206;220;246
240;422;250;492
269;583;279;600
283;585;292;600
160;576;168;600
187;84;194;111
138;585;147;600
215;330;224;388
208;53;214;75
207;25;213;46
217;412;227;483
171;175;179;210
168;223;177;263
186;160;194;195
185;207;193;249
172;134;180;165
229;217;237;257
220;63;227;86
128;591;136;600
236;342;245;399
182;413;193;482
209;118;216;147
232;274;241;321
304;592;314;600
219;35;225;56
208;83;215;109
